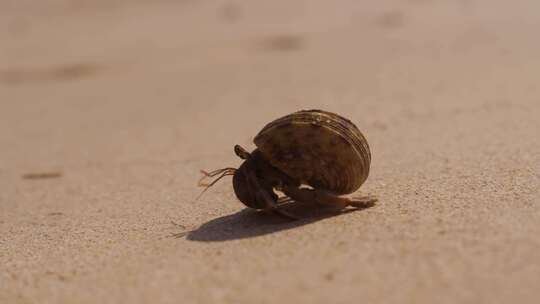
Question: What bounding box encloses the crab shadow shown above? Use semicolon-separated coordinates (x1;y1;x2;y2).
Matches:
184;203;374;242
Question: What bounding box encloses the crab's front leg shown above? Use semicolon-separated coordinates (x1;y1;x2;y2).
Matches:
244;169;300;220
282;186;377;209
258;192;299;220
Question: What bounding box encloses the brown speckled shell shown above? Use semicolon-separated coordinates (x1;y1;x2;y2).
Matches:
254;109;371;195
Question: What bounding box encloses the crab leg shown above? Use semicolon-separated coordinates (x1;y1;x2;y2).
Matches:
243;169;299;220
282;186;377;209
276;196;294;205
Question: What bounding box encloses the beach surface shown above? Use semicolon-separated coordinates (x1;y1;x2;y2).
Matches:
1;1;539;303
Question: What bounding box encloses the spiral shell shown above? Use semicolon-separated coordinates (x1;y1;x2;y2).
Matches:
254;109;371;195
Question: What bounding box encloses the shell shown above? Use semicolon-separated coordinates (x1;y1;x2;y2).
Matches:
254;109;371;195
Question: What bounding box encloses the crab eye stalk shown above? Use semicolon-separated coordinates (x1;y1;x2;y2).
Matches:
234;145;251;160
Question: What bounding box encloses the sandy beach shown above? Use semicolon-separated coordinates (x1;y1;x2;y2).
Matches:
1;0;539;303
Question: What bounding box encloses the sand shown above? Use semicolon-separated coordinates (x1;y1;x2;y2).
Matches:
1;0;539;303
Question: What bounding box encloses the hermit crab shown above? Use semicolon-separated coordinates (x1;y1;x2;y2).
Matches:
198;109;376;219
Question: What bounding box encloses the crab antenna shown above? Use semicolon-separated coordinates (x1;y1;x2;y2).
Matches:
195;168;236;200
198;168;237;186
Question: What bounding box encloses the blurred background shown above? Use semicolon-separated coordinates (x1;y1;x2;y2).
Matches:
2;0;539;168
1;1;539;303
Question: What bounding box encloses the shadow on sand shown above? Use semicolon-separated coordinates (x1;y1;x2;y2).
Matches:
181;203;374;242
